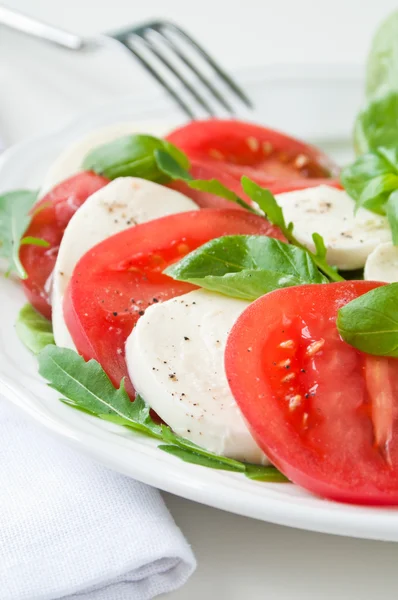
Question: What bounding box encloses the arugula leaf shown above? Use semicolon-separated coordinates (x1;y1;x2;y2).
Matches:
366;10;398;99
354;92;398;154
387;189;398;244
165;235;327;300
241;177;344;282
245;464;289;482
37;345;287;481
0;190;39;278
20;236;50;248
15;304;54;354
38;346;162;438
337;283;398;357
155;150;257;213
82;135;189;182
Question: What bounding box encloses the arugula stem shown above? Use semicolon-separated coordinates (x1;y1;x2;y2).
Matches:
283;230;344;283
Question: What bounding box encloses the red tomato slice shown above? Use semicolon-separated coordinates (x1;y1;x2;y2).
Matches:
225;281;398;505
64;209;284;397
167;120;340;193
20;172;109;318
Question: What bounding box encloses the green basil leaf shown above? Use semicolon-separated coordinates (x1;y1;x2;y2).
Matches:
366;10;398;99
82;135;189;182
155;150;256;212
15;304;54;354
0;189;38;278
387;189;398;245
165;235;327;300
337;283;398;357
359;173;398;211
354;92;398;154
341;147;398;214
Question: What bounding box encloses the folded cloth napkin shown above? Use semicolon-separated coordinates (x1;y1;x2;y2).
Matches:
0;398;196;600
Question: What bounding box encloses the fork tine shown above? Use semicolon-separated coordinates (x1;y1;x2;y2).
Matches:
164;22;253;109
154;25;235;115
135;32;216;118
116;39;195;120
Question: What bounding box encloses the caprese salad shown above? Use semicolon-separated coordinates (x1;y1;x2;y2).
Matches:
3;12;398;506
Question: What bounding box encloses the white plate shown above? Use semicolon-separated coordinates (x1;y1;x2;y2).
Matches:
2;64;398;543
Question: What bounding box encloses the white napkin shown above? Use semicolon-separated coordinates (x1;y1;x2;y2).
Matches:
0;398;196;600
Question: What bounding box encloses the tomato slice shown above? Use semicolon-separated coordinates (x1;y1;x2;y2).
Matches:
20;172;109;318
225;281;398;505
64;209;284;397
167;120;340;193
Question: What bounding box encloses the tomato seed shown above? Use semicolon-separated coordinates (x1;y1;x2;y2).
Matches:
279;339;295;349
305;339;325;357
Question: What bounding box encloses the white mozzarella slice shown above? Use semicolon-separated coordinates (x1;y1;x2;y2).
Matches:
40;121;172;197
52;177;198;349
365;242;398;282
125;289;269;464
275;185;391;270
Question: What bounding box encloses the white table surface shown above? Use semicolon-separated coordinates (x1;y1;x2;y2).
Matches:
3;1;398;598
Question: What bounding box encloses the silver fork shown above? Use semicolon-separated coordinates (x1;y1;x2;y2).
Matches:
0;5;252;119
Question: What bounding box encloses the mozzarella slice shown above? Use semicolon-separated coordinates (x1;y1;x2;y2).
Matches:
52;177;198;349
365;242;398;282
275;185;391;270
40;121;172;196
125;289;269;464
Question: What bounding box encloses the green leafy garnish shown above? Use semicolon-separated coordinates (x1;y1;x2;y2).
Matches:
241;177;344;282
0;189;48;278
337;283;398;357
155;150;257;212
354;11;398;153
366;11;398;98
165;235;327;300
341;147;398;243
82;135;189;182
156;151;342;283
354;91;398;154
38;345;286;482
15;304;54;354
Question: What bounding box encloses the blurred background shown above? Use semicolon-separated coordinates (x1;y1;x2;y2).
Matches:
1;0;398;144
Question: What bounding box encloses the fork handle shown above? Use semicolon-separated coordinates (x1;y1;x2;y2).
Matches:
0;5;86;50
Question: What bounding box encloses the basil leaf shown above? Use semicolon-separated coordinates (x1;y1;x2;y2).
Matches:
38;345;287;481
366;10;398;99
165;235;327;300
155;150;256;213
82;135;189;182
354;92;398;154
0;190;39;278
387;189;398;244
337;283;398;357
341;148;398;212
15;304;54;354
